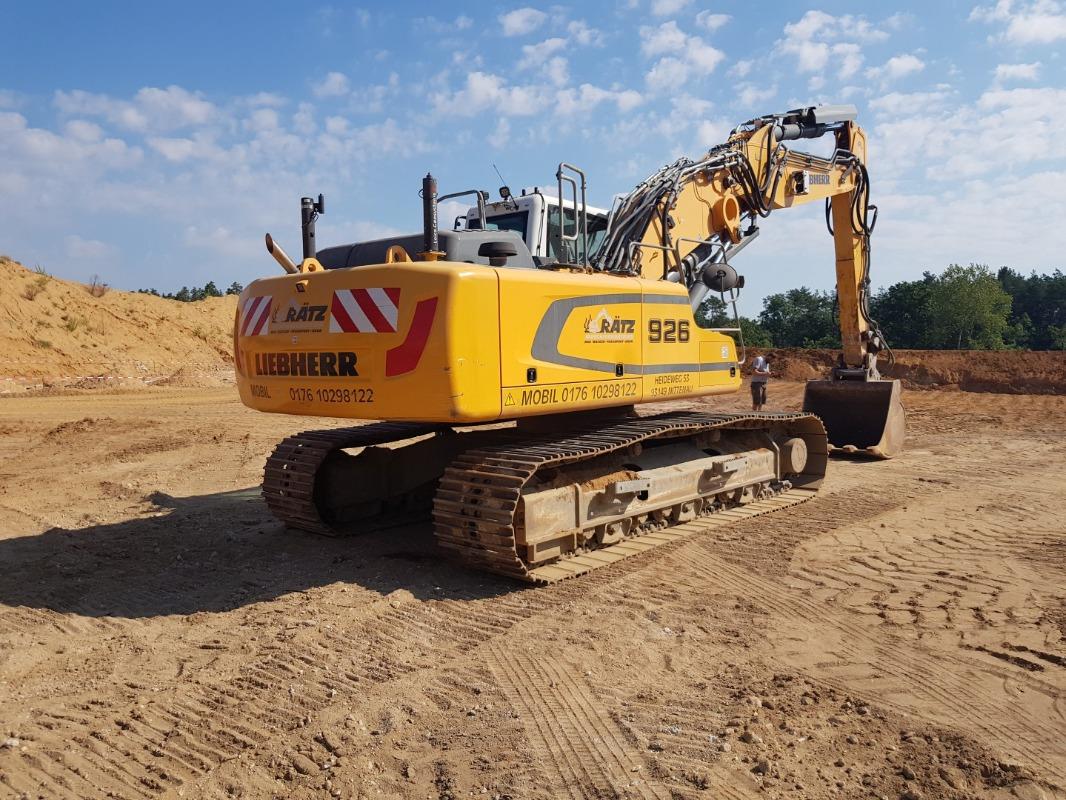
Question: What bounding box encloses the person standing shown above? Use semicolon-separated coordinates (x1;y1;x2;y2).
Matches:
750;355;771;412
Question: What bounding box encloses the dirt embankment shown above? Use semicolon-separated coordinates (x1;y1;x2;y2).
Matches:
2;253;1062;396
754;348;1066;394
0;256;236;386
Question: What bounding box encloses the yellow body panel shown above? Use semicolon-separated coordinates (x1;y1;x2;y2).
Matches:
235;261;740;424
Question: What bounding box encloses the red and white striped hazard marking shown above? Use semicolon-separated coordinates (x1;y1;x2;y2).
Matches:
240;295;271;337
330;288;400;333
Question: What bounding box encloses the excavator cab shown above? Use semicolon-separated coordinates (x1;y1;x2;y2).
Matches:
803;378;905;459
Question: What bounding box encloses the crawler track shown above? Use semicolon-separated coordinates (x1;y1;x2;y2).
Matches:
263;411;826;582
262;421;441;534
433;411;826;582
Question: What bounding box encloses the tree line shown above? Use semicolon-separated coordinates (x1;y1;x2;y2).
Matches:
697;264;1066;350
138;281;243;301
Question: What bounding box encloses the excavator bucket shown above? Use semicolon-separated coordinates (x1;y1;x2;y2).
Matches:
802;379;905;459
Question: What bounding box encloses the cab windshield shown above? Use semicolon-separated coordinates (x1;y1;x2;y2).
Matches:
467;210;528;238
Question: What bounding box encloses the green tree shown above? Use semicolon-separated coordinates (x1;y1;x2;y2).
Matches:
695;296;773;348
869;273;938;349
757;287;839;348
202;281;222;298
928;264;1012;349
997;267;1066;349
226;281;243;295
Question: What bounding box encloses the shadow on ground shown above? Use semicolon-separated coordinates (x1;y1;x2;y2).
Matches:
0;488;520;618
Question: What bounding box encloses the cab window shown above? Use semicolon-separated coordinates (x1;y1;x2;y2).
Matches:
468;210;528;238
546;206;608;263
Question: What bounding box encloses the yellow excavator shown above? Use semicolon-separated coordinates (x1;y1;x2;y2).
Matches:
235;104;905;583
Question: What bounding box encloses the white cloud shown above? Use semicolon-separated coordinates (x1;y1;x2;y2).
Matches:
65;235;116;260
970;0;1066;43
651;0;692;15
695;11;731;31
313;71;350;98
835;43;864;79
64;120;104;143
645;57;690;89
993;62;1041;82
729;60;754;79
499;7;547;36
866;53;925;85
696;119;732;148
640;22;725;88
489;117;511;149
0;111;142;175
873;86;1066;182
518;37;568;69
183;225;259;260
54;86;216;133
545;57;569;86
687;39;727;72
147;134;224;162
567;20;604;46
556;84;644;115
640;20;688;56
433;72;548;117
868;90;953;118
672;94;714;116
737;84;777;109
777;10;898;82
242;92;287;108
782;10;891;44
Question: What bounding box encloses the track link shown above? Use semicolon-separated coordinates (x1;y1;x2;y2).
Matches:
432;411;826;583
263;421;441;535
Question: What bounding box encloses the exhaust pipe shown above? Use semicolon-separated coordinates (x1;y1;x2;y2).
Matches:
301;194;325;260
420;173;444;261
265;233;299;274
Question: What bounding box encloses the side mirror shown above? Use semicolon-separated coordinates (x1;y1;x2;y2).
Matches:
702;263;742;293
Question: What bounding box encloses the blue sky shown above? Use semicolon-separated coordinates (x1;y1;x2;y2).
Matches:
1;0;1064;313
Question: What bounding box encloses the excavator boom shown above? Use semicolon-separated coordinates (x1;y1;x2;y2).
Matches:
591;104;904;457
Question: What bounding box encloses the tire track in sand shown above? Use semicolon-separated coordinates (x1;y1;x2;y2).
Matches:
0;554;656;798
485;641;671;800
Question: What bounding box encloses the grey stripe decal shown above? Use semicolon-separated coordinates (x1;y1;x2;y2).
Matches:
529;293;736;376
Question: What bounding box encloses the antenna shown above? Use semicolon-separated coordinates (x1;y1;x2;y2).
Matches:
493;163;519;209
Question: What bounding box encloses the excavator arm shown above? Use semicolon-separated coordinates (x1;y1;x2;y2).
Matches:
593;104;904;457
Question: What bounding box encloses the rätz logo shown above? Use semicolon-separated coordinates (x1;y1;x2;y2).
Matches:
583;308;636;343
271;300;328;332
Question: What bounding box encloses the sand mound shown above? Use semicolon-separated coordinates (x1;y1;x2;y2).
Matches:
156;366;235;388
0;256;236;383
2;254;1061;396
752;348;1066;394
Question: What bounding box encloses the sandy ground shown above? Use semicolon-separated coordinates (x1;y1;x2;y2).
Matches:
0;383;1064;800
